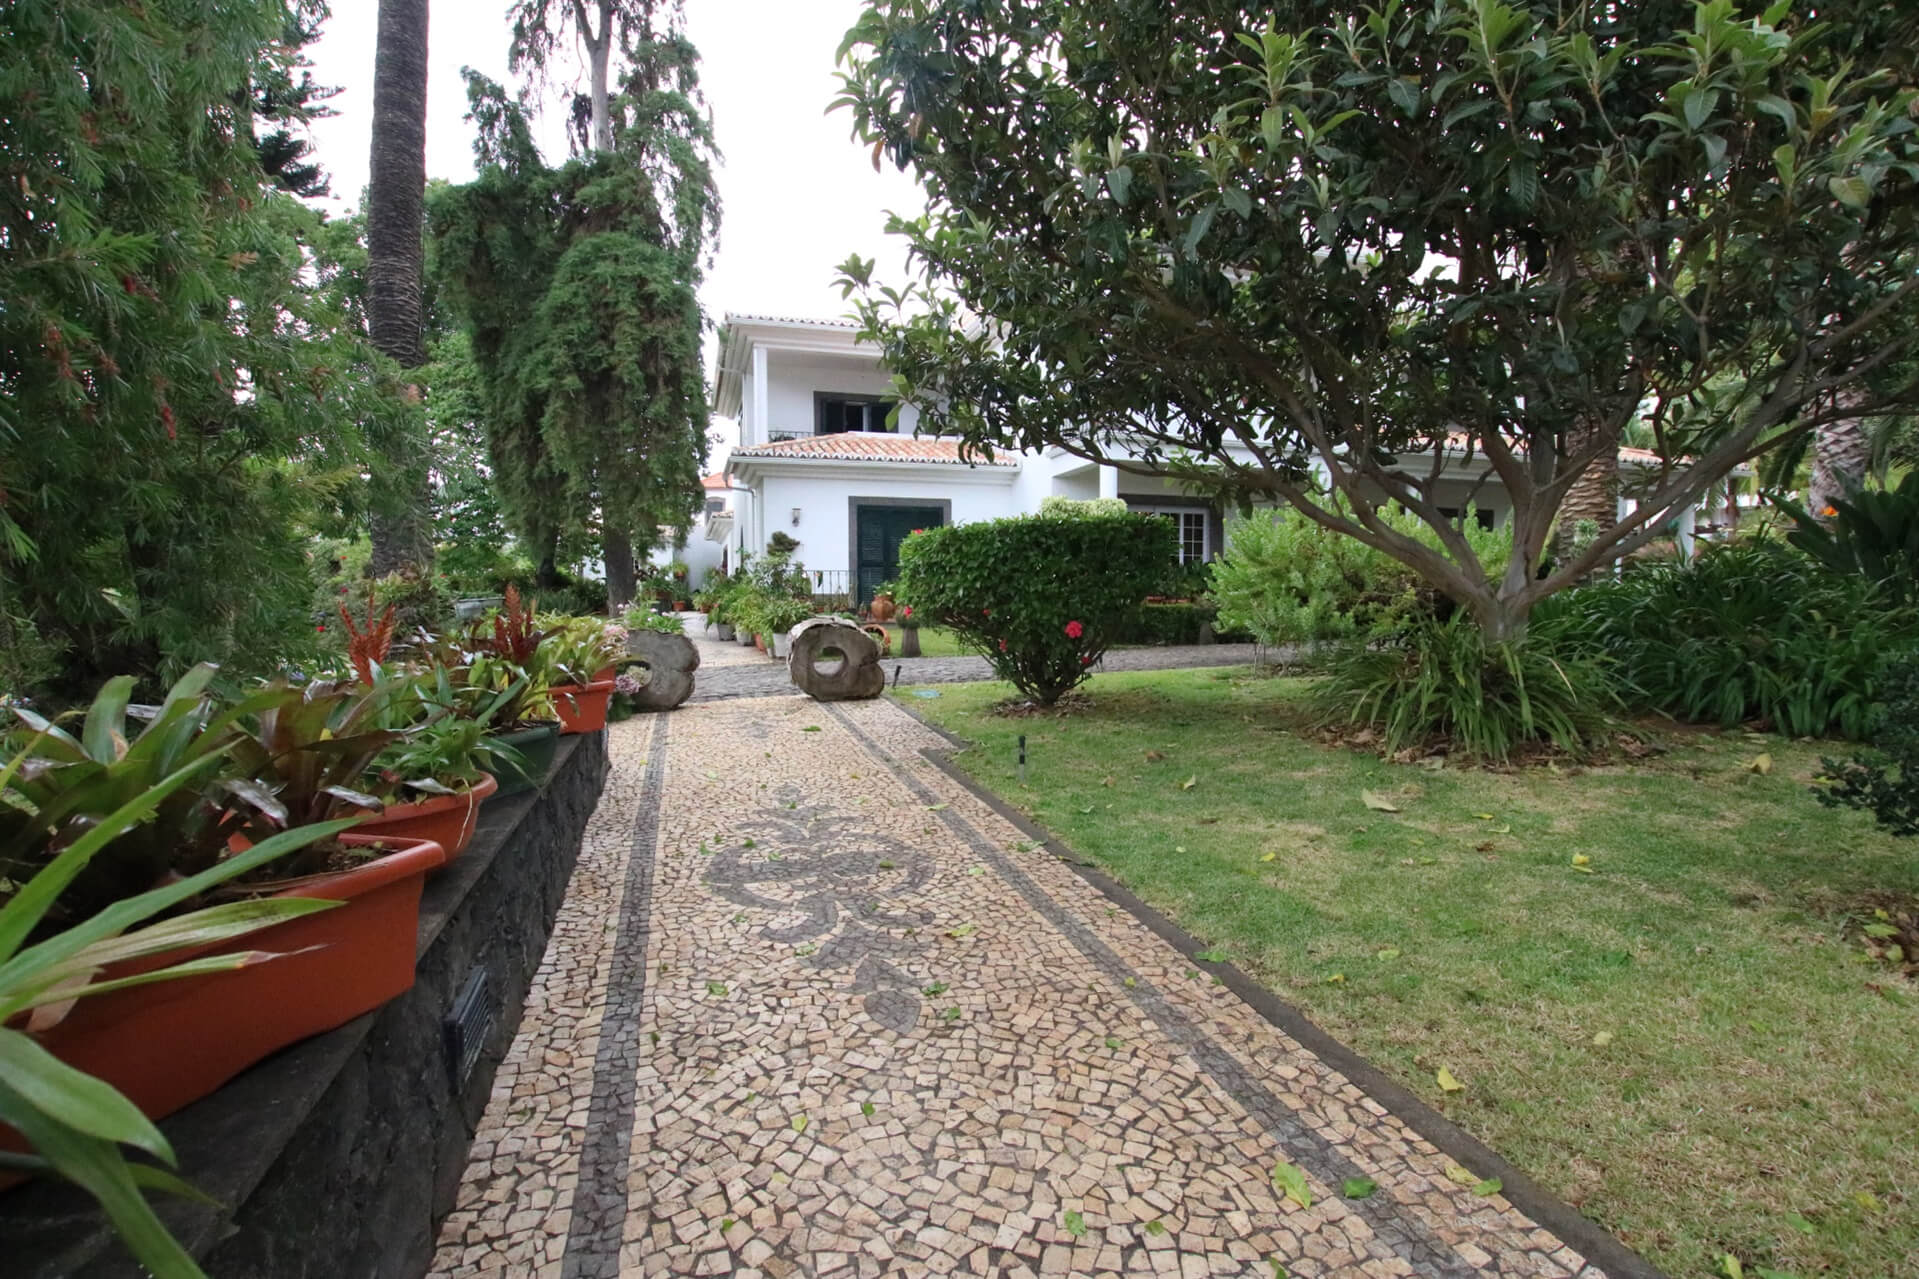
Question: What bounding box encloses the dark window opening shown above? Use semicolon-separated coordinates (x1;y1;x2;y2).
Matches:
816;395;897;435
1437;506;1498;531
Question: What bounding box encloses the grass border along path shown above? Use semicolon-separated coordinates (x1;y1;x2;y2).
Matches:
898;667;1918;1279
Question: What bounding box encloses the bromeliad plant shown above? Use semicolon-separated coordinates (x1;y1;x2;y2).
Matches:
0;731;358;1279
0;667;291;930
538;615;627;686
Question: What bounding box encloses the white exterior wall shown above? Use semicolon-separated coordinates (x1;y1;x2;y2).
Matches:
733;465;1018;575
763;351;921;439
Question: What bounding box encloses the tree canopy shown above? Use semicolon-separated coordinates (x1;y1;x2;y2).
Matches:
0;0;388;701
835;0;1919;641
429;28;719;601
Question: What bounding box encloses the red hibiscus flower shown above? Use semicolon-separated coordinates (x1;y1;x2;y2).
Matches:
982;608;991;617
1082;655;1094;665
1064;619;1084;639
902;605;913;618
999;638;1007;651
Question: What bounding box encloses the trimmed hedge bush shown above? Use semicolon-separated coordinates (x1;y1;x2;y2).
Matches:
896;511;1177;704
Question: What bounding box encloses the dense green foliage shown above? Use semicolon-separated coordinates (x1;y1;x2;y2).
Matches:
836;0;1919;644
1538;541;1915;738
0;0;390;703
428;31;718;594
1819;649;1919;837
1212;501;1510;653
895;513;1177;703
1778;472;1919;607
1320;613;1617;761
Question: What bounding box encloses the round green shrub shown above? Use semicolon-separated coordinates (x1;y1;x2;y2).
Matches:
895;512;1177;704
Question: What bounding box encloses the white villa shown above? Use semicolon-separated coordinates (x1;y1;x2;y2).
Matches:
688;313;1703;603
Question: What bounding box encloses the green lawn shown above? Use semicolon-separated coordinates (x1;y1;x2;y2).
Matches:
892;626;972;659
901;668;1919;1279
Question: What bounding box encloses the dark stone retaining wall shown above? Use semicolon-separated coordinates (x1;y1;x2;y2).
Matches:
1;731;609;1278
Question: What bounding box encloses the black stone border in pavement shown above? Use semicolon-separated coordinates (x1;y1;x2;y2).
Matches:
562;714;670;1279
891;700;1667;1279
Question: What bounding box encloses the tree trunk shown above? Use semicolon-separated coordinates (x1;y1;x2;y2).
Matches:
1809;416;1871;517
364;0;434;578
604;529;636;612
587;19;614;152
1554;417;1620;571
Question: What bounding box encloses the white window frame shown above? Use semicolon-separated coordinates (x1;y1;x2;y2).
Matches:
1132;504;1211;563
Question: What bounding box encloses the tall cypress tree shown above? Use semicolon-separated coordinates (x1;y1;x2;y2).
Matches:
430;21;717;606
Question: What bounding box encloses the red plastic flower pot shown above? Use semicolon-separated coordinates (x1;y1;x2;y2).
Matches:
550;679;616;735
350;771;498;861
12;832;444;1127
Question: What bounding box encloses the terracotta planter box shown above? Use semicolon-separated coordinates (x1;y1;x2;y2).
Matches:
16;833;444;1126
350;772;497;863
550;679;616;735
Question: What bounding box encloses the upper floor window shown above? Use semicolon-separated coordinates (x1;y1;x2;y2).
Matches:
1132;504;1211;563
816;393;897;435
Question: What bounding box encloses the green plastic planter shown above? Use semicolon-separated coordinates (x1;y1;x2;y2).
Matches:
487;721;561;798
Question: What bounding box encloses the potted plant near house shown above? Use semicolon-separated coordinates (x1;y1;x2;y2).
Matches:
759;595;814;659
1;666;445;1127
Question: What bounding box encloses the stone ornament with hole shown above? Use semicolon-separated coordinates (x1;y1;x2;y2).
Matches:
624;629;700;710
788;619;884;701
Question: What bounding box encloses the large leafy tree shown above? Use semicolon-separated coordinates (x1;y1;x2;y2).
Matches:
0;0;381;703
835;0;1919;643
430;22;718;606
363;0;436;578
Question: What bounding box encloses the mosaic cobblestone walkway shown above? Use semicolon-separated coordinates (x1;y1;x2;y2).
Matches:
430;698;1611;1279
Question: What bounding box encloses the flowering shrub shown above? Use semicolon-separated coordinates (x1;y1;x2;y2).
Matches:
895;511;1177;704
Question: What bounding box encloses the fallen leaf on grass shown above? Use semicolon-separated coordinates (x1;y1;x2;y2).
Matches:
1436;1066;1465;1093
1144;750;1165;762
1179;775;1198;791
1325;973;1345;984
1375;948;1400;960
1719;1254;1744;1279
1341;1176;1377;1199
1486;823;1512;834
1270;1160;1312;1209
1783;1212;1816;1235
1591;1030;1614;1047
1473;813;1495;821
1571;854;1590;867
1260;852;1278;863
1361;789;1401;812
1750;753;1773;775
1196;949;1227;963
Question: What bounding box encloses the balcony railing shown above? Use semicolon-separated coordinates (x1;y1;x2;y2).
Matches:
767;428;812;442
804;568;853;611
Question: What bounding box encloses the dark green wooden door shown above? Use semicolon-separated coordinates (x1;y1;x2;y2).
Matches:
856;505;944;604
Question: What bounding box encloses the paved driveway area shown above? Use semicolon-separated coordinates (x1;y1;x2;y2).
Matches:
429;697;1612;1279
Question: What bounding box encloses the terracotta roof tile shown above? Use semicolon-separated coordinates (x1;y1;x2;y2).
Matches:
730;434;1018;467
700;472;728;489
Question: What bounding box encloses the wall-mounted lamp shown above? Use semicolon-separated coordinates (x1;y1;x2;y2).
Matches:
790;507;802;526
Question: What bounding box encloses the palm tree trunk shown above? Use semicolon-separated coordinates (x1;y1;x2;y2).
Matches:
1554;417;1621;571
1809;416;1871;518
364;0;434;578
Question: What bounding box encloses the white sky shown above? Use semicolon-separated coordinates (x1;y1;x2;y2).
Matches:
304;0;926;449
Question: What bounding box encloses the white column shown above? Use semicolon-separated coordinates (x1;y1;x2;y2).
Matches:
1098;464;1120;500
751;344;769;445
1676;504;1697;560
